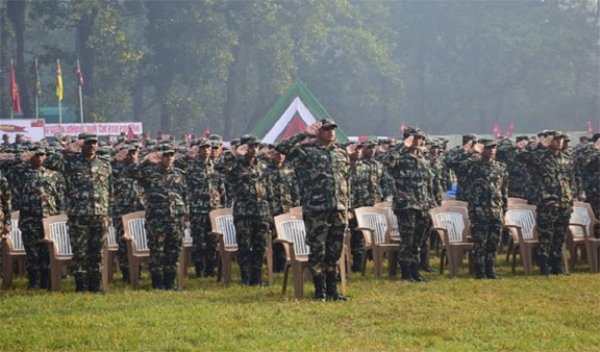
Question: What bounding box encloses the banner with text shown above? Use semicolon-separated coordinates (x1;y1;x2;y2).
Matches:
45;122;143;137
0;119;45;142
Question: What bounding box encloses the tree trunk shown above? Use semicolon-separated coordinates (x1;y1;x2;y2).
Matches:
132;83;144;122
76;7;98;97
7;0;31;118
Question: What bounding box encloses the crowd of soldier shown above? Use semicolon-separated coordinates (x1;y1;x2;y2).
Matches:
0;125;598;299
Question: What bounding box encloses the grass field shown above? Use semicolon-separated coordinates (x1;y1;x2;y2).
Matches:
1;256;599;351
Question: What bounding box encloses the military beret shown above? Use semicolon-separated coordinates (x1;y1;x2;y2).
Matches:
319;119;338;129
240;134;261;146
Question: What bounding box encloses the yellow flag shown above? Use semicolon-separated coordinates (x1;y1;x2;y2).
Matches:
56;60;63;101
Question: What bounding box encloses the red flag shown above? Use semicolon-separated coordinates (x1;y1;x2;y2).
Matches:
399;122;406;134
9;62;21;113
587;121;593;134
76;60;84;86
492;123;501;138
203;124;211;138
127;125;136;140
505;122;514;137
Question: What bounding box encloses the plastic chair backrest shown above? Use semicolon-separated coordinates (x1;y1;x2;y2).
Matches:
360;212;388;245
183;228;193;246
435;212;466;243
128;218;148;251
216;214;237;248
107;226;118;249
570;205;591;239
49;221;71;256
9;217;24;252
279;219;311;256
505;208;536;240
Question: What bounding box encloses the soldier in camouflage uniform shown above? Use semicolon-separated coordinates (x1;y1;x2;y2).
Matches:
176;138;225;278
458;140;508;278
0;167;11;267
45;133;112;292
349;140;385;272
125;144;188;290
382;127;433;282
15;146;65;289
497;136;530;200
217;135;274;286
444;134;477;201
266;149;300;272
111;142;145;282
209;135;231;208
577;133;600;221
523;131;574;275
276;119;350;301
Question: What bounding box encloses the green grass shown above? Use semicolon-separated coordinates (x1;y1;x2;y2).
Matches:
1;256;599;351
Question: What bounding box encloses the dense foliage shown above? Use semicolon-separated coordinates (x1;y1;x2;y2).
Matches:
1;0;598;137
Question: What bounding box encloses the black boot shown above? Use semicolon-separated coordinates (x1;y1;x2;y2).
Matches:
74;273;87;293
163;272;178;290
151;272;164;290
419;248;433;272
411;263;429;282
474;261;486;279
550;256;569;276
538;256;550;276
325;271;348;301
485;259;500;279
313;274;326;301
249;267;265;286
88;274;104;294
194;262;204;278
121;267;130;284
400;262;415;281
204;254;216;277
240;265;250;286
27;269;39;290
39;269;49;290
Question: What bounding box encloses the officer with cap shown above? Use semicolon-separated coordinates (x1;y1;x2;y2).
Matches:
15;146;65;289
276;118;350;300
125;143;188;289
45;133;112;292
216;134;273;286
382;126;433;282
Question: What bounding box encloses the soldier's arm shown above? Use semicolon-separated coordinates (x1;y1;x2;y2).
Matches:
44;150;68;173
54;172;66;213
0;175;12;229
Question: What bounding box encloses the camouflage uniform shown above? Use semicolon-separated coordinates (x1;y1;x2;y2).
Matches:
125;146;188;289
217;135;274;286
177;139;225;277
266;160;300;272
575;143;600;219
111;149;145;282
497;139;530;200
445;146;473;201
276;120;350;300
0;171;11;239
16;154;65;289
525;135;574;275
459;142;508;278
349;142;385;272
45;134;112;292
382;128;433;281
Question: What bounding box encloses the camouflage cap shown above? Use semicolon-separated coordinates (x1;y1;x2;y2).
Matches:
361;140;377;148
404;126;426;138
193;138;211;148
29;145;47;155
156;144;175;155
478;139;497;149
230;138;240;147
240;134;261;146
208;134;223;147
81;133;99;143
319;119;338;129
516;135;529;142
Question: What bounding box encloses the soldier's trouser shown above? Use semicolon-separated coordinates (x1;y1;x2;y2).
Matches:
190;213;217;272
20;216;49;282
234;217;270;276
303;210;348;277
537;205;572;261
395;209;429;265
68;215;108;289
585;192;600;237
471;217;503;266
113;216;129;274
146;217;184;278
349;217;365;271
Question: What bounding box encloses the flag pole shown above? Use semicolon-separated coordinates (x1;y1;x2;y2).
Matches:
57;59;62;128
10;59;14;119
77;59;84;128
35;58;39;119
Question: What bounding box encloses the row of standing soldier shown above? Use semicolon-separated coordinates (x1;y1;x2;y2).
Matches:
0;126;598;296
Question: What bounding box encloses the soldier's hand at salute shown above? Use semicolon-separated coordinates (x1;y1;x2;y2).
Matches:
144;152;162;164
236;144;248;157
473;142;484;154
516;140;528;149
346;143;358;156
115;149;129;162
65;140;83;153
20;151;35;163
300;136;316;145
0;153;15;161
187;146;199;159
305;121;322;137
